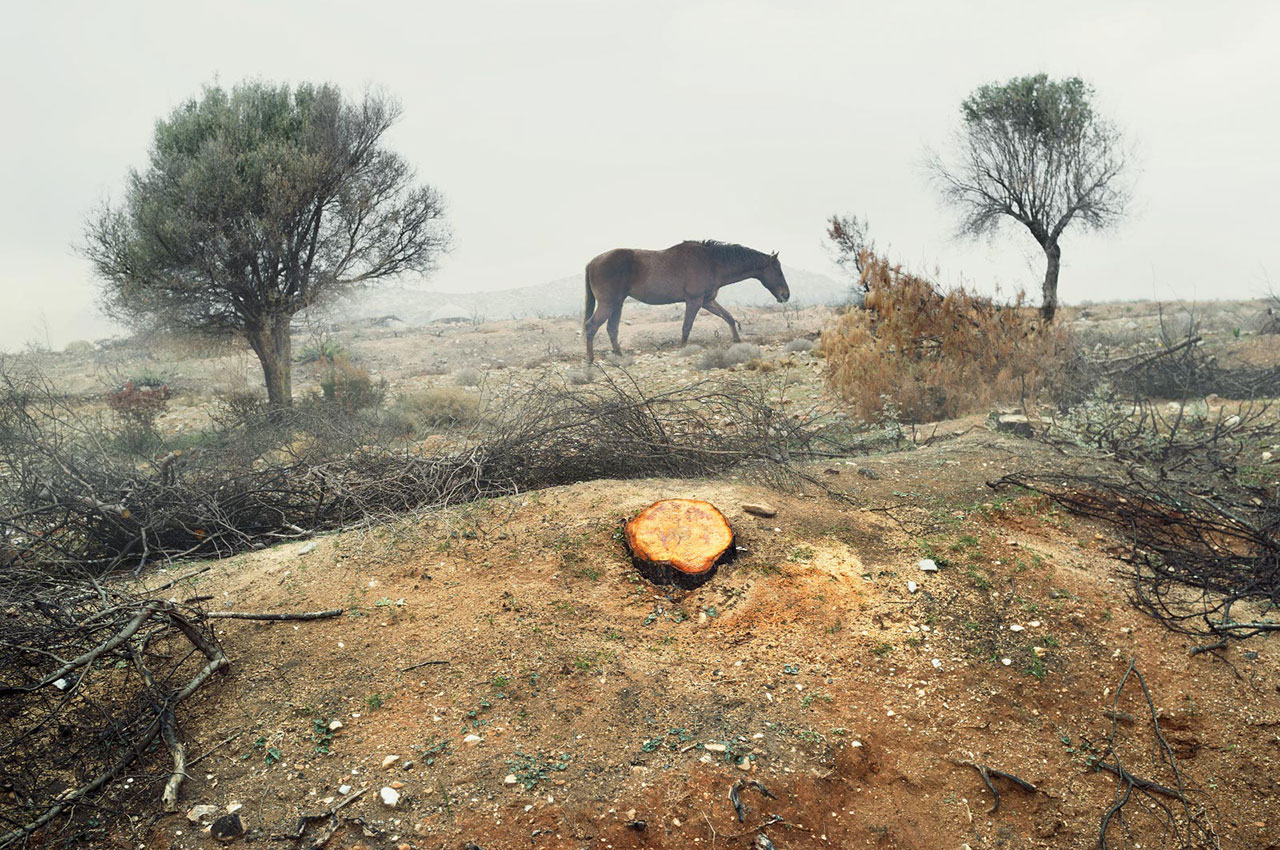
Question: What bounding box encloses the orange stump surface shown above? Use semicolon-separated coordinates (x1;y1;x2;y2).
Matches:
625;499;734;587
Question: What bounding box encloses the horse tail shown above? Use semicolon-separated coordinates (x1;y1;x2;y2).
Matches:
584;264;596;331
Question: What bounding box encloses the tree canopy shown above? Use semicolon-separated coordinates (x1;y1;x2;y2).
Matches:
86;81;449;404
930;73;1129;320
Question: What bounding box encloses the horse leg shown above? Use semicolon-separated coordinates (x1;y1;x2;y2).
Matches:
606;307;624;356
680;298;702;346
584;302;613;364
702;299;741;342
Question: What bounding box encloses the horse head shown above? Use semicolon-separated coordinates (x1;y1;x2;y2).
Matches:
760;252;790;303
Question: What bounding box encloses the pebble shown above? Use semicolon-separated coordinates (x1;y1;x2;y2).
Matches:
187;804;218;823
226;802;242;814
931;659;942;669
328;719;343;732
1001;658;1012;666
918;558;938;572
297;540;318;555
464;734;483;746
907;581;918;594
742;503;778;518
1009;624;1024;632
504;774;518;785
382;755;400;769
380;786;401;807
705;743;727;753
339;784;352;795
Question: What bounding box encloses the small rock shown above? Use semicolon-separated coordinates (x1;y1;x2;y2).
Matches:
736;757;751;771
742;503;777;518
918;558;938;572
380;786;401;807
995;414;1033;438
226;802;242;814
931;659;942;669
338;784;352;795
211;813;244;842
1001;657;1012;666
1009;624;1024;632
504;774;518;785
187;804;218;823
382;754;400;769
328;719;343;732
704;743;727;753
297;540;318;555
463;734;483;746
907;581;918;594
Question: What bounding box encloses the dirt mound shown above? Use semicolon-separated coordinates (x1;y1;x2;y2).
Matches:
123;435;1279;849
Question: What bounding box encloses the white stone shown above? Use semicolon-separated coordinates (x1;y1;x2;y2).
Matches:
1009;624;1024;632
338;784;352;795
931;659;942;669
463;734;483;746
226;802;242;814
907;581;918;594
187;805;218;823
382;755;399;769
918;559;938;572
704;743;727;753
328;720;343;732
1001;657;1012;666
380;786;400;807
504;774;518;785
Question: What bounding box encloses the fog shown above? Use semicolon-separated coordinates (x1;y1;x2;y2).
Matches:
2;1;1277;349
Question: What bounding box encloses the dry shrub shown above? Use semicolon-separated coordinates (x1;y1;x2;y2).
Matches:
453;366;484;387
387;386;481;434
822;253;1070;422
784;338;815;353
697;342;763;371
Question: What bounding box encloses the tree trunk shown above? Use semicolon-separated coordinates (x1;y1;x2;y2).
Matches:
247;316;294;407
1040;242;1061;322
625;499;734;588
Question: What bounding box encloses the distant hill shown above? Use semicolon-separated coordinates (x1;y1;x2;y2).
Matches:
336;265;851;326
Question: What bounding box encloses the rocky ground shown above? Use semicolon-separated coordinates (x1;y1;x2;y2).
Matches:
10;297;1280;849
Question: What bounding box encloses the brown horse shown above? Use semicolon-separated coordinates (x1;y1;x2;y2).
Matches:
583;240;790;362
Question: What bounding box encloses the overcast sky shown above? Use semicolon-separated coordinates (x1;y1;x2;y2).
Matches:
2;1;1277;348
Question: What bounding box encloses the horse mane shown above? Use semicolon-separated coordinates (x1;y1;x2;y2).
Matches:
696;240;770;270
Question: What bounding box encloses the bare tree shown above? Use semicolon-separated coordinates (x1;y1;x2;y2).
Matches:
929;74;1129;321
85;81;449;405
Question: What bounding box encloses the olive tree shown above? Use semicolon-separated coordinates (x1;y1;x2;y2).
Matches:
929;74;1129;321
86;81;448;405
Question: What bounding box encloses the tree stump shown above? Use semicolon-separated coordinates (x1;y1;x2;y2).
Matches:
625;499;734;588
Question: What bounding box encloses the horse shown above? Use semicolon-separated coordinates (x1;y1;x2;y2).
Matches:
583;240;790;362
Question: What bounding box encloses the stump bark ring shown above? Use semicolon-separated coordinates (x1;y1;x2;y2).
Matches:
625;499;734;588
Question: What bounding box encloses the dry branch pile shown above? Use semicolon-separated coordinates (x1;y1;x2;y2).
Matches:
1;365;849;577
995;397;1279;647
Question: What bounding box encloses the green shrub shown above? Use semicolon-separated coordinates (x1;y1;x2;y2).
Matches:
319;357;386;414
298;337;351;364
387;386;481;435
784;338;815;353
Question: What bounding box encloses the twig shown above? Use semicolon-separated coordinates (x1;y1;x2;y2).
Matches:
399;659;451;673
204;608;343;621
953;759;1037;814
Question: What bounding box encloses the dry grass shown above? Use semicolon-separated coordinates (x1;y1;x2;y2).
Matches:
821;252;1070;422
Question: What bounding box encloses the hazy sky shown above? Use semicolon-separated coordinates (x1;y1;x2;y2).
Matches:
3;1;1277;348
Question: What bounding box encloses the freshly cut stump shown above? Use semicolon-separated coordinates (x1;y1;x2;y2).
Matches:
625;499;734;588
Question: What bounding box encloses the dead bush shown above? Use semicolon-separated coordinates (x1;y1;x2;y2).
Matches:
453;366;484;387
387;386;481;434
697;342;763;371
784;338;815;353
821;252;1070;422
